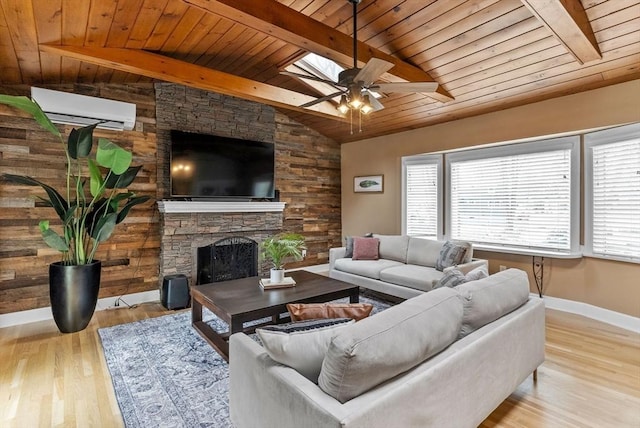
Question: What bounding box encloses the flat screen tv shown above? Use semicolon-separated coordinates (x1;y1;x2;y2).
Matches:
170;130;275;199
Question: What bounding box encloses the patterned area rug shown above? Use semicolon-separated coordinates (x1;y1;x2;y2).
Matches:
98;294;391;428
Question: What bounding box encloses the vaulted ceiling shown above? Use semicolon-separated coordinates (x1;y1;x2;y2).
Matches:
0;0;638;143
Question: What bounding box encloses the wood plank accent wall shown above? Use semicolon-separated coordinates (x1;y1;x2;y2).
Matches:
0;84;160;315
274;112;342;266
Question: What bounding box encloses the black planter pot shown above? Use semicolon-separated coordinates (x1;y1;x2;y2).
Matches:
49;260;101;333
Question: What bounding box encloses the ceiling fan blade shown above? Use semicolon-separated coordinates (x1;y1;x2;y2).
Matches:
354;58;394;85
300;91;345;108
280;70;342;86
371;82;439;93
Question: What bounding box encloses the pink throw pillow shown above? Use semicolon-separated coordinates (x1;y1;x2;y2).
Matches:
352;237;380;260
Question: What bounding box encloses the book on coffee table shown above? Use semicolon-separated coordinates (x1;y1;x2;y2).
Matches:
259;277;297;289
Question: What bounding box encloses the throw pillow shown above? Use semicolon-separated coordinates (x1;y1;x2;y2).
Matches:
256;318;355;383
287;303;374;322
465;265;489;282
344;236;354;258
435;240;468;271
435;268;467;288
352;237;380;260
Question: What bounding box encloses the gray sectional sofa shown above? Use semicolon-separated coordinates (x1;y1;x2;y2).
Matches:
330;234;489;299
230;268;545;428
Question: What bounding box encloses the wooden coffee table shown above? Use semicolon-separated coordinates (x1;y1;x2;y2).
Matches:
190;270;359;361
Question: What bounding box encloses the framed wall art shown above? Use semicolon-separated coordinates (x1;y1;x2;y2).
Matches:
354;175;384;193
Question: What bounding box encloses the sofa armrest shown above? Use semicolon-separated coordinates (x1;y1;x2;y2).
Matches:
445;258;488;275
329;247;347;271
229;333;347;428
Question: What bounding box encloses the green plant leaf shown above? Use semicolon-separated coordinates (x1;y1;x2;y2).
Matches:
96;138;132;175
68;125;96;159
105;165;142;188
39;221;69;252
91;212;117;242
116;195;151;223
3;173;69;221
0;95;61;138
88;159;104;198
260;233;305;269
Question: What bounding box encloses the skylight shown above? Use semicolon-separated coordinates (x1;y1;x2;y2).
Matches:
284;53;344;100
285;53;381;102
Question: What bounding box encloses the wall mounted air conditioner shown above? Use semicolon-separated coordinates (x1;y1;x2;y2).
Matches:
31;87;136;131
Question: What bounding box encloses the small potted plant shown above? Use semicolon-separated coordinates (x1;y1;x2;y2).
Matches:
0;94;149;333
260;233;306;283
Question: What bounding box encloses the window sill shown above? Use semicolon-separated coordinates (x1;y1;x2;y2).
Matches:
473;244;583;259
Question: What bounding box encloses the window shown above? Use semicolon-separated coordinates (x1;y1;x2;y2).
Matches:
584;123;640;263
445;137;580;256
402;154;442;239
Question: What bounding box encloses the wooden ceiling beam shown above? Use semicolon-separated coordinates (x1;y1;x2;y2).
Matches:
520;0;601;64
38;44;346;121
181;0;454;103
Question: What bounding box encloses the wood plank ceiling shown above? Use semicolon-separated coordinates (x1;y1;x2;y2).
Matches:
0;0;638;143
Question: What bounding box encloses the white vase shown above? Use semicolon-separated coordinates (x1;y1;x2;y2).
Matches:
270;268;285;284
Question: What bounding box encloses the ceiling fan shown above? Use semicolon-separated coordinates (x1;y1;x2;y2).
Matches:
283;0;439;115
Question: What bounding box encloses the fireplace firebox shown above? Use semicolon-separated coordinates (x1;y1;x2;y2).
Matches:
196;237;258;284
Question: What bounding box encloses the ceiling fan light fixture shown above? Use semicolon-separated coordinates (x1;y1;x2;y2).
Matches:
338;95;349;114
348;89;363;109
360;94;373;114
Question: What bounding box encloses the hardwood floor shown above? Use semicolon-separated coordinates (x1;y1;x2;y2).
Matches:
1;304;639;427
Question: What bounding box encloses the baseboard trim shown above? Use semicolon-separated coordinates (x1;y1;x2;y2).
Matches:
539;294;640;333
0;290;160;329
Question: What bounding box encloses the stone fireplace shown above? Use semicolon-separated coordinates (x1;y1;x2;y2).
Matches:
157;201;286;286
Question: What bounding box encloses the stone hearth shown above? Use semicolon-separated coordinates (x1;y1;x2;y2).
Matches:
158;201;286;286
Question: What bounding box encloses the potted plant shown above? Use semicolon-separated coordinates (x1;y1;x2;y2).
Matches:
0;94;150;333
260;233;306;283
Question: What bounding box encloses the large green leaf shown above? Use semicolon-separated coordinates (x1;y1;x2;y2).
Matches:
68;125;96;159
116;195;151;224
96;138;132;175
104;165;143;189
3;173;69;221
39;221;69;252
91;212;117;242
0;95;61;138
88;159;104;198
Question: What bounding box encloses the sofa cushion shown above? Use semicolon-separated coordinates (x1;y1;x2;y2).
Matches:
256;318;355;383
372;234;410;262
318;287;463;403
287;303;374;322
435;240;468;271
333;258;404;279
378;264;442;292
352;237;380;260
406;238;444;267
455;268;530;338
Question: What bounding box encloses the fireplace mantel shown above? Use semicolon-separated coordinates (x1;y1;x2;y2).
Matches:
157;200;286;214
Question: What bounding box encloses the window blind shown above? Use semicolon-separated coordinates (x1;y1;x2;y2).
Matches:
586;124;640;262
404;157;440;239
447;138;579;255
